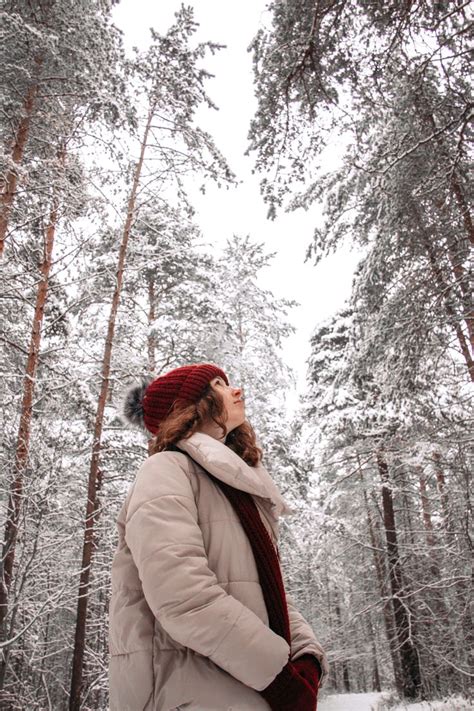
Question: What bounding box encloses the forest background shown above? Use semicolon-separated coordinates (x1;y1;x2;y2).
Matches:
0;1;472;710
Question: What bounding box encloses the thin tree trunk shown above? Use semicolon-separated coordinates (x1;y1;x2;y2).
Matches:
333;593;350;692
377;447;421;699
440;220;474;350
0;149;63;637
40;587;52;710
417;465;456;694
367;615;382;692
418;468;437;552
69;105;155;711
147;278;156;372
147;278;157;457
433;451;472;694
432;451;454;547
324;570;336;689
0;55;43;256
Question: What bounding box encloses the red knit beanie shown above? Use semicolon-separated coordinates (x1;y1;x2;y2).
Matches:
140;363;228;434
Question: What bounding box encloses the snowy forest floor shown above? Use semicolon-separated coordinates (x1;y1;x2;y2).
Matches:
318;692;473;711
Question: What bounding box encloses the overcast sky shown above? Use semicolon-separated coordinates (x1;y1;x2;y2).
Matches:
112;0;361;406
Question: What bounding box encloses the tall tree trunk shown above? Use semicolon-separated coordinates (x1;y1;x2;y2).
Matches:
415;210;474;381
414;102;474;351
359;462;403;694
333;592;350;692
432;451;454;547
377;447;422;699
0;148;64;640
0;55;43;256
432;451;472;694
145;278;157;457
422;109;474;250
417;465;456;694
147;277;156;372
418;468;437;552
367;615;381;692
439;214;474;350
69;105;154;711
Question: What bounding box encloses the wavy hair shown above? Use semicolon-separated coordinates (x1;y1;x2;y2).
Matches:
151;385;261;466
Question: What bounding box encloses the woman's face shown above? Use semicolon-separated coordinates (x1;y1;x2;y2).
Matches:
209;375;246;434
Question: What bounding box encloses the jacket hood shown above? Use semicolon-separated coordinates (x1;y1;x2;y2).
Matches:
177;432;294;519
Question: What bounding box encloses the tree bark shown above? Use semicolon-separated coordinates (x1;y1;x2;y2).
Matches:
422;109;474;249
377;447;421;699
147;277;156;372
359;462;403;694
418;467;436;551
146;278;157;457
415;210;474;381
413;101;474;351
367;615;382;693
68;105;154;711
432;451;455;547
334;595;350;692
440;215;474;350
0;147;64;638
0;55;43;256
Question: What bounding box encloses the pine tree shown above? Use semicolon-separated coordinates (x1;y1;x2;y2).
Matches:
68;10;233;708
0;0;126;255
297;299;472;698
0;5;129;697
248;1;472;382
212;234;295;435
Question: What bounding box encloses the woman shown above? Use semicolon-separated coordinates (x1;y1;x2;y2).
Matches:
109;363;328;711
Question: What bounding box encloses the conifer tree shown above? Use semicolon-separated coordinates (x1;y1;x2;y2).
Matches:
68;10;233;709
0;5;128;692
0;0;126;255
250;10;472;696
248;1;472;381
298;300;472;698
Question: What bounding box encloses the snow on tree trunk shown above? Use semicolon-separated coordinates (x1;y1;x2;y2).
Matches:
147;277;157;373
418;468;437;553
366;616;381;693
433;452;455;548
334;594;351;693
420;109;474;251
377;448;422;699
0;55;43;256
0;146;63;638
416;212;474;382
361;467;403;695
68;106;153;711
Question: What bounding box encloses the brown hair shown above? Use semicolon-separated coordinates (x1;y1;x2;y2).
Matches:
151;386;262;467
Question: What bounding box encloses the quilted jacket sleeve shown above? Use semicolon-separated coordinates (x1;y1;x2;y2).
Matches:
124;452;290;691
287;594;329;683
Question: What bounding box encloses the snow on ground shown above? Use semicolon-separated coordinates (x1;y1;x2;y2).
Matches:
319;693;387;711
383;698;473;711
318;693;473;711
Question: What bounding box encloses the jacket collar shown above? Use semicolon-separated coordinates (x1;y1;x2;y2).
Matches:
177;432;293;519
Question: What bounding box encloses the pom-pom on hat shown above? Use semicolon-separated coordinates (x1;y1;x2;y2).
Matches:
123;363;228;435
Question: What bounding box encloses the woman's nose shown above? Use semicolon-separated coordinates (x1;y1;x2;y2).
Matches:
232;387;243;399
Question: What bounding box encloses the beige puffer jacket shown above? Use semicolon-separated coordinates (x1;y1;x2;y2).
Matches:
109;432;328;711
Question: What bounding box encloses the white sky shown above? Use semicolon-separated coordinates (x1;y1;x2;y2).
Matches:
112;0;361;406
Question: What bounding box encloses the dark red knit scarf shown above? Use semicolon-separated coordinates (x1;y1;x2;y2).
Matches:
174;447;291;646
